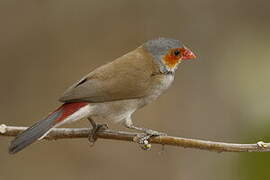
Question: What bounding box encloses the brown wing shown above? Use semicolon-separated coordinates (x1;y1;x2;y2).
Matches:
59;47;158;103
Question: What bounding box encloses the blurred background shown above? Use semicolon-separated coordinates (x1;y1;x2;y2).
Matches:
1;0;270;179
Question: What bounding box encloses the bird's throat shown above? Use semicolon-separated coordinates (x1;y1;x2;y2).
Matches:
162;54;180;72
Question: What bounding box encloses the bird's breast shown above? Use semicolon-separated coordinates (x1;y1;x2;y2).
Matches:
143;74;175;104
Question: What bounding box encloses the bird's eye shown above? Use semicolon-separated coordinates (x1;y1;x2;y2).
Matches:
173;50;180;56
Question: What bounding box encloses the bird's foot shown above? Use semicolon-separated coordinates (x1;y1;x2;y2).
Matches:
134;134;152;150
88;123;108;146
134;130;167;151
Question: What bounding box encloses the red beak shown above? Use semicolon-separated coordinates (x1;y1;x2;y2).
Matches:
180;46;196;60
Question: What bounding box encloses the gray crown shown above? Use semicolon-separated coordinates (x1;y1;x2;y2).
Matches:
143;37;183;73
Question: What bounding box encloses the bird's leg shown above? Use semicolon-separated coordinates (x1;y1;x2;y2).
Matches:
87;117;108;146
125;122;166;150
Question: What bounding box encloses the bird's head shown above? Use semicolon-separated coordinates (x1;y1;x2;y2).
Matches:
143;37;196;74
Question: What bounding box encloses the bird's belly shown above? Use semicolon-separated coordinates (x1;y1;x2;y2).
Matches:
89;99;142;123
88;75;174;124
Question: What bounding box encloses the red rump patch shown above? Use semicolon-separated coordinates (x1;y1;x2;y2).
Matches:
52;102;89;123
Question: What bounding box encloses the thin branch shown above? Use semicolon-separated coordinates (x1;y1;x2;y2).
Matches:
1;124;270;152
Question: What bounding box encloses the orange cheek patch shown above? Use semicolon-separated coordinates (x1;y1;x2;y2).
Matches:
163;53;179;68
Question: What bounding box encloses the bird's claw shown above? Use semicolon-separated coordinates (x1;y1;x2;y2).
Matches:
133;134;152;150
88;123;108;146
134;130;166;151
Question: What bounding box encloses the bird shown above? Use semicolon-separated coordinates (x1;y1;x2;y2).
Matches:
9;37;196;154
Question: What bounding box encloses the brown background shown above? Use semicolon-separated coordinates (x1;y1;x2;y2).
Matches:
1;0;270;179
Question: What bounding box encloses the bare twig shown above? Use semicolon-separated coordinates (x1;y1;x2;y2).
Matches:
1;124;270;152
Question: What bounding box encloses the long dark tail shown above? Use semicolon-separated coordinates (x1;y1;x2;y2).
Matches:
9;102;89;154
